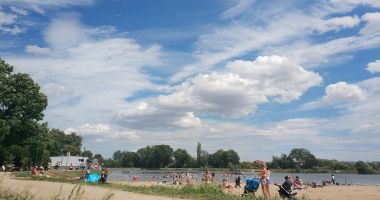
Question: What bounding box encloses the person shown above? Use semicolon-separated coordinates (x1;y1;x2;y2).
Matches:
222;179;233;189
100;169;108;184
68;163;74;170
266;167;271;198
293;176;303;190
280;175;293;198
211;171;216;182
1;165;5;171
259;163;270;199
235;176;241;188
331;174;335;185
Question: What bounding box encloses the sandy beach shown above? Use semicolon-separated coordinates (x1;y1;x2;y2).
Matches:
112;180;380;200
2;173;380;200
0;173;184;200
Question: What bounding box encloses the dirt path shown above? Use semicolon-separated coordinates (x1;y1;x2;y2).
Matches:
1;173;184;200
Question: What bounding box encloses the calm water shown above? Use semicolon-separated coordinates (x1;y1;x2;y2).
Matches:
108;169;380;185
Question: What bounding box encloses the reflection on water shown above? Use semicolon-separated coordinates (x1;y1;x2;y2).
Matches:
107;169;380;185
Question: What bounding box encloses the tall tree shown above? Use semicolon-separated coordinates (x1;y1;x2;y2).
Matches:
121;151;139;167
288;148;317;169
197;142;202;167
174;148;192;168
0;59;49;167
47;129;82;156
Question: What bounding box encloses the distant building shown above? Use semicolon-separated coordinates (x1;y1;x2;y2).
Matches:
50;156;88;168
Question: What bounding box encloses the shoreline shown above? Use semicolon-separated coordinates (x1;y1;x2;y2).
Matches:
3;172;380;200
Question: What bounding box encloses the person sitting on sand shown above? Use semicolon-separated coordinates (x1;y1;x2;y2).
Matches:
282;175;293;194
222;179;233;189
293;176;304;190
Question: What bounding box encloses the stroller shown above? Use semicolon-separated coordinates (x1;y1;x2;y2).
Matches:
242;177;260;197
275;183;297;200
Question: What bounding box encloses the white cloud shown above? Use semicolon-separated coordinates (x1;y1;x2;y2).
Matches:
65;123;140;140
7;17;163;129
0;11;17;25
220;0;256;19
322;82;367;103
303;81;367;110
171;5;370;81
329;0;380;8
25;45;51;55
320;15;361;32
0;0;94;14
118;56;321;129
173;112;203;128
10;6;28;15
360;12;380;35
367;60;380;73
44;16;91;49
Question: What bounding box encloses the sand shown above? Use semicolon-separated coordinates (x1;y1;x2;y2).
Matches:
2;172;380;200
0;172;184;200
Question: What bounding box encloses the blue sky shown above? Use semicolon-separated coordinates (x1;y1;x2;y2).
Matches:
1;0;380;161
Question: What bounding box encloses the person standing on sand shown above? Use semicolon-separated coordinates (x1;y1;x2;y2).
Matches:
266;167;271;198
259;162;270;199
331;174;335;185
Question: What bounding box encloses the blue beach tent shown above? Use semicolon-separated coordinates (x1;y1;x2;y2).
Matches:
86;173;101;183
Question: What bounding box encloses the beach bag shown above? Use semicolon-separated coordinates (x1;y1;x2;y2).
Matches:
86;173;101;183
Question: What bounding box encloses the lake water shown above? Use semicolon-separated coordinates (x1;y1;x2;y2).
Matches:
108;169;380;185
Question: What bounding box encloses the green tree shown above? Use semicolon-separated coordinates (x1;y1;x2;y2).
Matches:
47;129;82;156
272;154;295;169
174;148;192;168
208;149;239;168
113;150;123;161
355;161;375;174
151;145;173;168
288;148;317;169
197;142;202;167
0;59;49;167
136;145;173;168
137;146;154;168
82;150;93;158
93;154;104;164
121;151;139;167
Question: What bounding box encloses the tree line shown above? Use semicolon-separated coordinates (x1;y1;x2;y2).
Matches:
0;58;379;174
85;143;240;169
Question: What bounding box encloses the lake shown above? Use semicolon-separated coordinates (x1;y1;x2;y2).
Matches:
107;169;380;185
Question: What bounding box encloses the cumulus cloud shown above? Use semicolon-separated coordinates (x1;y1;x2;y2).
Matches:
173;112;203;128
118;56;321;129
367;60;380;73
303;81;367;110
322;82;367;103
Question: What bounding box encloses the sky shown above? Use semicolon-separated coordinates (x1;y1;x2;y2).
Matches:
1;0;380;161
